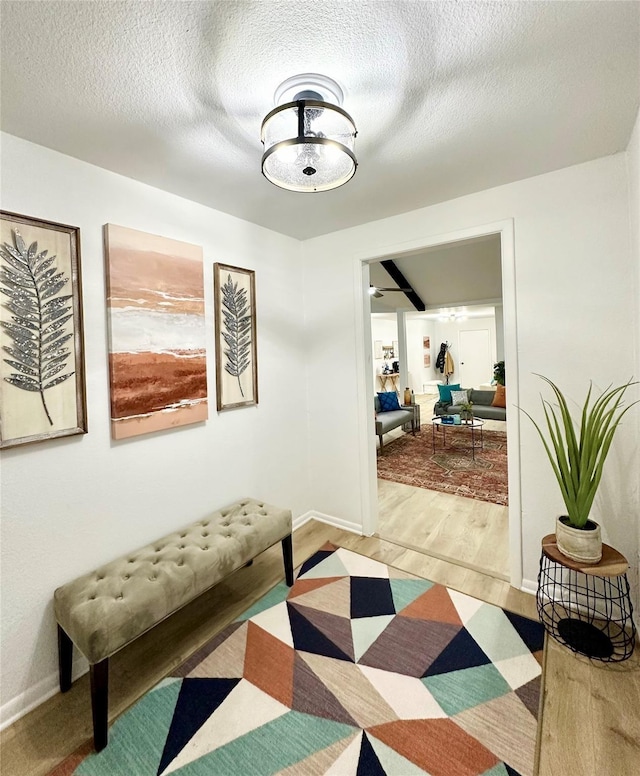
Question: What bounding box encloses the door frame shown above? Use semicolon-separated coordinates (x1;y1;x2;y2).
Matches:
353;219;523;589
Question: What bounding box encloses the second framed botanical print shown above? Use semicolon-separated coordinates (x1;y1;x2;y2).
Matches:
214;263;258;410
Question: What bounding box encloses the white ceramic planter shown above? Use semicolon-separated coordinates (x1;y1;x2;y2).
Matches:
556;516;602;564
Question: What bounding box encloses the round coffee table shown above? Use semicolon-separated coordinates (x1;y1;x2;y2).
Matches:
431;417;484;460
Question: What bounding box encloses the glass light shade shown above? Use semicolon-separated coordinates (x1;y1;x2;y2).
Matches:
261;100;357;192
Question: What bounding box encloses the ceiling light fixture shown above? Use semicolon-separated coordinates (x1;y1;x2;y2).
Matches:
438;312;468;322
260;74;357;192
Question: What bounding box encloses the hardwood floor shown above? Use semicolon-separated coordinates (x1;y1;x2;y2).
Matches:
377;479;509;580
376;393;510;580
1;520;638;776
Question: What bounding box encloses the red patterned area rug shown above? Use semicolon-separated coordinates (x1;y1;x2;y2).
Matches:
377;427;508;506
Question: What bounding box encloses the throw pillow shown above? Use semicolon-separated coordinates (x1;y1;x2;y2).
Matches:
492;384;507;408
450;389;469;405
377;391;401;412
437;383;460;404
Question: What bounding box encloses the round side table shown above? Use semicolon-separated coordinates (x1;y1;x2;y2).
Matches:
537;534;636;662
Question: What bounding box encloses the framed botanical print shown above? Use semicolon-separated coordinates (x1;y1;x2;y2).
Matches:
0;211;87;448
214;263;258;411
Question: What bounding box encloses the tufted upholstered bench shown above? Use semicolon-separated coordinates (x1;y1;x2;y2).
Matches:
54;497;293;751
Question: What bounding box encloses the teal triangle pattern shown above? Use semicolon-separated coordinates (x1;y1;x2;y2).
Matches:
422;663;512;716
162;710;356;775
368;735;431;774
234;582;290;622
297;553;350;580
480;763;513;776
465;605;531;663
75;679;183;775
389;578;434;613
351;615;394;662
150;677;182;694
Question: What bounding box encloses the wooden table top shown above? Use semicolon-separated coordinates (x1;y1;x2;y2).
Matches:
541;534;629;577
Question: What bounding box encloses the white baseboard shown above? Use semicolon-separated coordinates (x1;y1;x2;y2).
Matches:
292;510;315;531
293;510;363;535
520;578;538;596
0;655;87;732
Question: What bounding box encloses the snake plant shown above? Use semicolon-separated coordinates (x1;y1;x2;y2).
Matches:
521;375;638;528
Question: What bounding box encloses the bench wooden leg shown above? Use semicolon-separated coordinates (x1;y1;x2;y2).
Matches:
378;434;384;449
90;658;109;752
282;534;294;587
58;625;73;693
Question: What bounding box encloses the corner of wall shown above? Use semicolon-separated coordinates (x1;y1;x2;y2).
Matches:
624;106;640;618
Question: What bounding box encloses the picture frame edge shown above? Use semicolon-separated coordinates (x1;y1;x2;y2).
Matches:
213;262;258;412
0;210;88;448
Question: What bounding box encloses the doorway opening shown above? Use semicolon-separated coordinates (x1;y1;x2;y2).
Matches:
356;221;521;588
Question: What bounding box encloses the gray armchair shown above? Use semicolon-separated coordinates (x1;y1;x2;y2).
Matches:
375;395;416;449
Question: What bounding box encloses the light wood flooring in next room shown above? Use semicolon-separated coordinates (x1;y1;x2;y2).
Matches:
376;393;509;580
1;521;638;776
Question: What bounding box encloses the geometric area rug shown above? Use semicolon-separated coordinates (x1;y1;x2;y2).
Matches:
377;428;509;507
51;544;544;776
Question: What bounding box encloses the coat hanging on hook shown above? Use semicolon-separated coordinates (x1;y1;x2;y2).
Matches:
436;342;448;373
436;342;455;383
444;348;454;383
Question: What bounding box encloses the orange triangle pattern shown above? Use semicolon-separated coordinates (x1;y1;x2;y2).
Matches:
287;576;341;599
368;718;500;776
400;583;463;626
244;621;295;707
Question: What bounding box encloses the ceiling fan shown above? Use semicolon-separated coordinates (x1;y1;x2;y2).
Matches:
368;285;411;299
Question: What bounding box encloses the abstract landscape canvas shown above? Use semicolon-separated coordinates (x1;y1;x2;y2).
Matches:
104;225;207;439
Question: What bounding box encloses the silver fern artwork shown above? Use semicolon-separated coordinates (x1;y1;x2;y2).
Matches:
220;273;252;397
0;229;74;425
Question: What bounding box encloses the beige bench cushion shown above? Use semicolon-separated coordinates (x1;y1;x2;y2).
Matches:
54;498;291;664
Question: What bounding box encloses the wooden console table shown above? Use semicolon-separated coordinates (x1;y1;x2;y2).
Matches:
537;534;636;661
378;373;400;392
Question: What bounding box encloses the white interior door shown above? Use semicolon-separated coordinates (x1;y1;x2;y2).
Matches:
458;329;491;388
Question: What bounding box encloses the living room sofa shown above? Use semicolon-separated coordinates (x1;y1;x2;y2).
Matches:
375;395;416;449
433;388;506;421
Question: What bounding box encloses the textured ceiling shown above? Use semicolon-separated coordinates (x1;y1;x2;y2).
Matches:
1;1;639;240
369;234;502;313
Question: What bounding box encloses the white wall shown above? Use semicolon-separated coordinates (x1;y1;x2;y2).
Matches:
370;315;398;392
495;305;505;361
406;318;435;393
0;134;309;725
431;316;497;388
3;129;640;727
303;153;639;601
626;107;640;608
